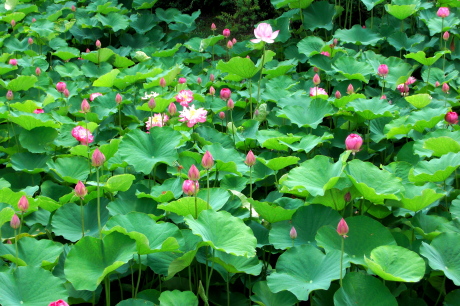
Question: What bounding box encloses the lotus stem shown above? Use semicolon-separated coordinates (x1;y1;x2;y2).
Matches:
14;228;19;270
96;167;102;239
206;170;211;209
255;45;266;114
340;236;345;286
135;253;142;298
80;198;85;237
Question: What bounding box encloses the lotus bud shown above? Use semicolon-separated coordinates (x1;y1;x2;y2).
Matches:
209;86;216;96
445;111;458;125
232;38;237;44
95;40;101;49
333;38;338;46
197;77;202;85
244;150;256;167
380;95;387;100
56;82;67;93
32;18;36;23
6;239;12;244
335;90;341;99
313;66;319;73
344;192;351;202
34;109;44;114
210;74;215;82
345;133;363;154
168;103;177;116
148;98;156;110
75;181;87;198
63;88;70;98
220;88;231;100
346;84;354;95
211;23;216;31
10;214;20;229
435;81;440;87
188;164;200;181
178;77;186;84
320;51;330;57
160;77;166;88
71;5;76;11
313;73;320;86
443;31;450;41
9;59;17;66
223;28;230;37
290;226;297;239
11;20;16;27
86;48;90;53
377;64;389;77
201;151;214;169
91;148;106;167
81;99;90;113
35;67;41;77
28;37;33;45
442;83;450;93
115;93;122;104
183;180;199;196
18;195;29;212
227;40;233;49
6;90;13;101
337;218;349;237
227;98;235;110
437;7;450;18
48;300;69;306
219;111;225;119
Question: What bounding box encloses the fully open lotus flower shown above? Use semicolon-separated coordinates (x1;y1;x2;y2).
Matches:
345;133;363;154
251;23;279;44
89;92;103;101
175;90;194;107
179;105;208;127
145;114;169;129
71;126;94;145
48;300;69;306
309;87;328;97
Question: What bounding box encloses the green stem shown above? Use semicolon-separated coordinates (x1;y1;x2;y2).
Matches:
256;45;266;112
435;275;446;305
206;170;210;209
189;264;193;292
135;253;142;298
14;228;19;270
230;110;235;144
207;249;215;300
80;198;85;237
248;80;253;118
194;187;198;219
96;167;102;239
249;166;253;217
340;237;345;286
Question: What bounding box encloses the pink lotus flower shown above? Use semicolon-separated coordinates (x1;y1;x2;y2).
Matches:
397;84;409;96
90;92;103;101
178;77;186;84
445;111;458;125
35;67;41;76
227;40;233;49
223;29;230;37
28;37;33;45
92;148;106;167
377;64;389;77
437;7;450;18
211;23;216;31
179;105;208;127
95;40;101;49
443;31;450;41
75;181;87;198
335;91;341;99
81;99;90;113
9;59;17;66
71;126;94;145
10;214;20;229
115;93;122;104
245;150;256;166
220;88;231;100
210;74;215;82
175;90;194;107
33;108;44;114
18;195;29;212
188;164;200;181
227;99;235;110
48;300;69;306
6;90;13;101
345;134;363;154
160;77;166;88
197;77;202;84
209;86;216;96
290;226;297;239
145;114;169;130
313;74;320;85
337;218;349;238
56;82;67;93
148;98;156;109
346;84;354;95
168;103;177;116
183;180;199;196
219;111;225;119
320;51;330;57
309;87;328;97
63;89;70;98
251;23;279;44
201;151;214;169
405;76;416;85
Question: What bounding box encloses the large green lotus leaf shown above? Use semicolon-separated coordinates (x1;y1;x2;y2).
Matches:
387;32;425;51
56;62;84;78
250;199;296;223
52;202;109;242
251;281;298;306
130;13;157;34
19;126;58;153
92;69;120;87
269;205;342;249
53;47;81;61
279;132;333;153
11;152;50;174
257;130;302;152
385;4;417;20
316;216;396;265
302;1;335;31
277;99;335;128
196;188;229;211
267;245;345;301
420;232;460;285
0;237;63;269
297;36;325;57
333;272;397;306
104;174;135;193
119;127;180;174
96;12;129;32
202;143;245;175
0;207;14;227
0;63;17;75
216;57;260;79
444;289;460;306
47;156;90;184
1;11;25;23
406;213;449;241
424;10;460;35
8;112;60;130
331;93;366;108
117;299;155;306
3;37;29;52
333;56;374;83
405;94;432;109
108;184;162;216
111;54;135;68
384;107;445;138
347;98;396;120
184;210;256;257
271;0;312;9
422;137;460;157
158;197;210;219
209;250;263;275
409;152;460;183
283;154;347;197
404;50;447;66
334;25;383;46
364;245;424;282
80;48;116;64
361;0;385;10
158;290;198;306
81;62;113;78
0;266;67;306
6;75;37;91
386;183;444;212
345;159;403;204
103;212;180;255
64;232;137;291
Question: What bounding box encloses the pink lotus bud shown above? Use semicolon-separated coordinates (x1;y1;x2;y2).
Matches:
435;81;440;87
6;90;13;100
197;77;202;85
335;90;341;99
333;38;338;46
320;51;330;57
337;218;349;237
33;108;44;114
442;83;450;93
28;37;33;45
227;40;233;49
63;88;70;98
380;95;387;100
232;38;237;44
18;195;29;212
34;67;41;76
443;31;450;41
148;98;156;109
437;7;450;18
6;239;12;244
32;18;36;23
9;59;17;66
344;192;351;202
219;111;225;119
10;214;20;229
362;25;366;29
210;74;215;82
92;148;106;167
86;48;90;53
211;23;216;31
48;300;69;306
227;98;235;110
245;150;256;167
115;93;123;104
346;84;354;95
160;77;166;88
11;20;16;27
313;67;319;73
71;5;76;11
75;181;87;198
168;103;177;116
178;77;186;84
313;73;320;86
201;151;214;169
95;40;101;49
56;82;67;93
220;88;231;100
345;133;363;154
188;164;200;181
81;99;90;113
182;180;199;196
445;111;458;125
290;226;297;239
377;64;389;77
223;29;230;37
209;86;216;96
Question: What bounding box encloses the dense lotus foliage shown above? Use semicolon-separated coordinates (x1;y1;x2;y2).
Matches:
1;0;460;305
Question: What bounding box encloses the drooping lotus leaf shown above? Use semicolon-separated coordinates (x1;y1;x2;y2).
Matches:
405;94;432;109
158;197;210;219
386;182;444;212
334;25;383;46
385;4;418;20
251;281;298;306
208;250;263;275
361;0;385;10
297;36;325;57
409;152;460;183
333;56;374;83
404;50;448;66
302;1;335;31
